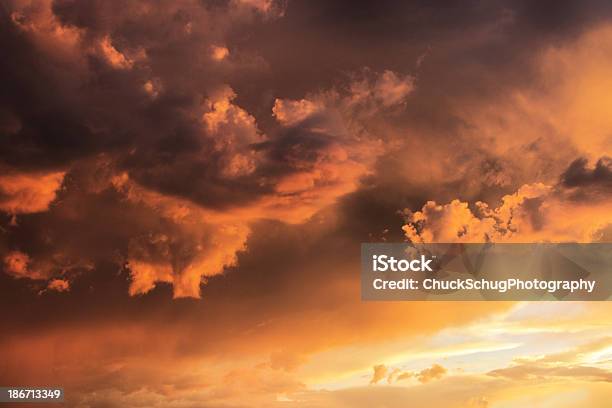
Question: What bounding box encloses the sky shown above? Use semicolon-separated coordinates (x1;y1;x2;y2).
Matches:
1;0;612;407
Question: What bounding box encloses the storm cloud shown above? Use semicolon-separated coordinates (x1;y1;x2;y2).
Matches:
1;1;612;406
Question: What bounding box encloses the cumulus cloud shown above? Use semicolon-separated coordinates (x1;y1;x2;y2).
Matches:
0;0;416;297
403;164;612;243
113;69;412;298
403;183;550;243
202;85;263;177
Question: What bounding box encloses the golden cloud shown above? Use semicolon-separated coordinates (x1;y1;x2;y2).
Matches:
403;180;612;243
0;171;64;215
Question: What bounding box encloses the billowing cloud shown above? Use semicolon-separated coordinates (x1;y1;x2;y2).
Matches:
111;67;414;296
0;171;64;215
1;1;612;407
127;222;249;299
0;0;414;297
403;161;612;243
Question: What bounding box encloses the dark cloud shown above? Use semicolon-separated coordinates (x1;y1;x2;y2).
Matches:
1;0;610;300
2;1;612;406
561;156;612;189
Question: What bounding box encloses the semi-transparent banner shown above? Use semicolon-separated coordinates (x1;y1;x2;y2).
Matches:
361;243;612;301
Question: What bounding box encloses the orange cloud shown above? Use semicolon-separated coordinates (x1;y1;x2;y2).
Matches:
98;35;132;69
371;363;446;385
273;98;322;126
103;71;412;298
203;85;262;177
3;251;41;279
403;179;612;243
127;223;248;299
9;0;82;59
445;25;612;191
127;259;173;296
416;363;447;383
47;278;70;292
2;249;93;290
370;364;388;384
0;171;64;214
210;45;229;61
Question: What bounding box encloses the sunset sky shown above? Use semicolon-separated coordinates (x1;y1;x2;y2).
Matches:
1;1;612;407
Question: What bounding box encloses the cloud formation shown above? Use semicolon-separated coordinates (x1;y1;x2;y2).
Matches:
1;0;612;407
0;0;413;297
0;171;64;215
403;160;612;243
